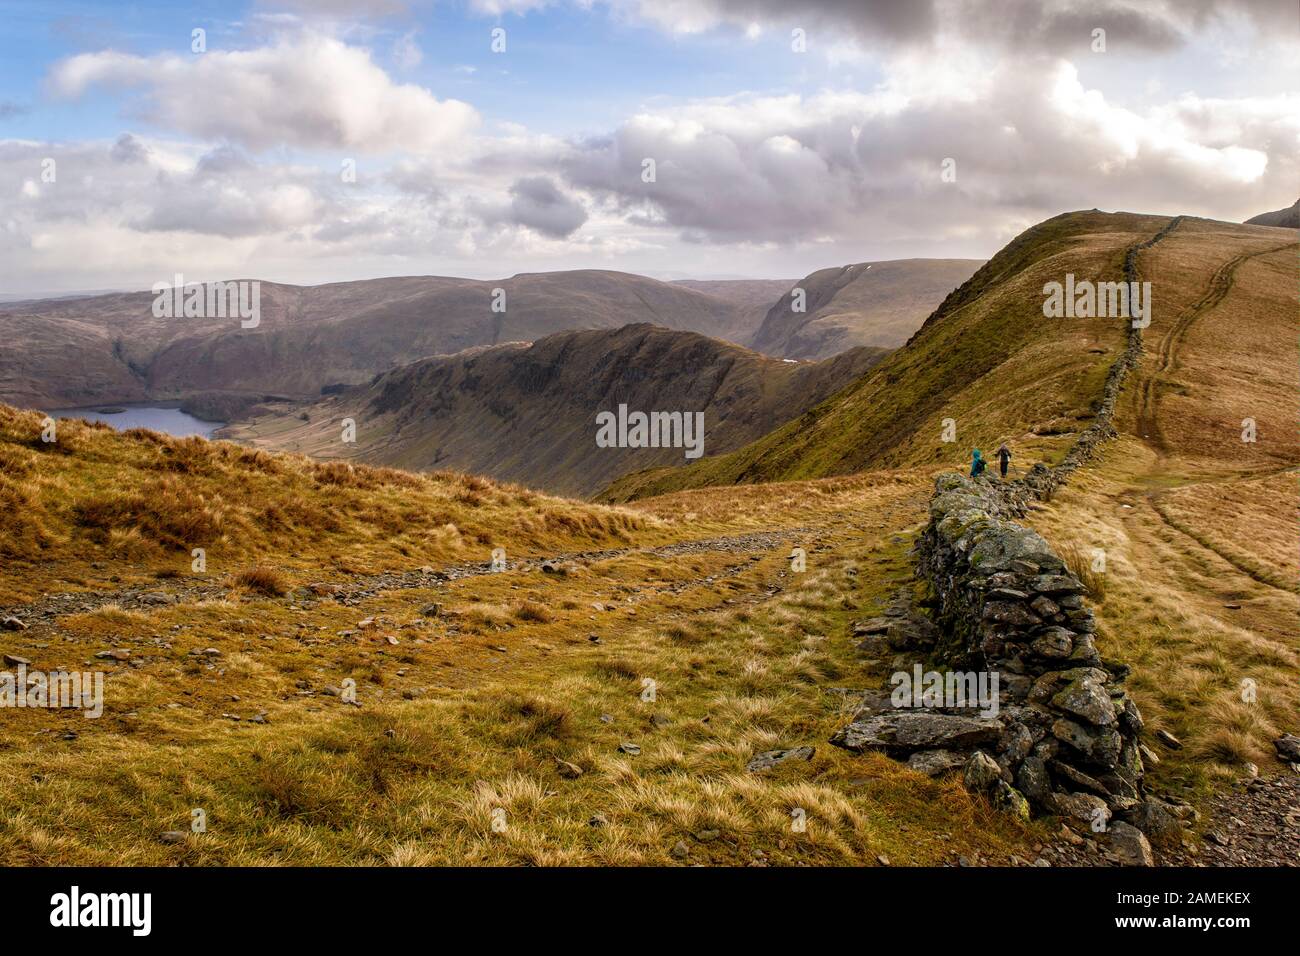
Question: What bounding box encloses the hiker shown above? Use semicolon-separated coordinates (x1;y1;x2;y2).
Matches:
970;448;986;478
996;443;1012;478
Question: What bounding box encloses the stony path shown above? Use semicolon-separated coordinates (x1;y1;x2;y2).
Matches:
1159;775;1300;867
0;527;815;627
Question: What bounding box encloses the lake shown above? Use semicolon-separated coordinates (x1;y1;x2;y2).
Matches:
52;405;225;438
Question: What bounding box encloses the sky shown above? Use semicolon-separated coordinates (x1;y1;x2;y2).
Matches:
0;0;1296;294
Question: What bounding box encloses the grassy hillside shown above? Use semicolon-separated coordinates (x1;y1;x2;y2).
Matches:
749;258;982;359
0;404;662;604
219;325;889;497
601;210;1159;502
0;401;1048;865
0;208;1295;865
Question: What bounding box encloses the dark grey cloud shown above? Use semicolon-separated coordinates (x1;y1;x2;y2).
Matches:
109;133;149;164
507;176;587;238
657;0;1295;52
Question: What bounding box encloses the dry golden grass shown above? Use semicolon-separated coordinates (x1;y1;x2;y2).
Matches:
1126;220;1299;472
0;404;664;603
1;214;1293;865
1152;470;1298;592
1028;443;1299;796
1058;541;1106;600
0;483;1042;866
231;566;290;597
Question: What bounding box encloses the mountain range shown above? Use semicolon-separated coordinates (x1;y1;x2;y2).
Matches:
0;262;976;417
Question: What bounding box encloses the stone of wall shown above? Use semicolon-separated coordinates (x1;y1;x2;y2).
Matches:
916;473;1145;826
902;218;1188;826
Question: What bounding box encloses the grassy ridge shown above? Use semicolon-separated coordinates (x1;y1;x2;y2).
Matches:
600;211;1167;502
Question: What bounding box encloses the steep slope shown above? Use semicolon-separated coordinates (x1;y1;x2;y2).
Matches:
748;258;982;359
220;324;888;497
599;211;1185;502
1244;198;1299;229
0;271;754;410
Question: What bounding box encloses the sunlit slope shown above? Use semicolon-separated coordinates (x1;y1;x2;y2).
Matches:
1122;217;1299;473
0;405;661;603
600;210;1168;502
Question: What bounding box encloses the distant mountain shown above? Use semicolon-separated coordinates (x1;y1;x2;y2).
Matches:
0;289;125;303
221;323;889;497
748;259;983;360
670;279;796;341
1245;199;1299;228
0;271;762;410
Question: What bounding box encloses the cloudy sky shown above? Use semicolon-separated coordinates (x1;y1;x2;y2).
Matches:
1;0;1296;293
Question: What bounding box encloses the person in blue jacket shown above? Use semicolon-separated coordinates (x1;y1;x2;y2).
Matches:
970;448;987;477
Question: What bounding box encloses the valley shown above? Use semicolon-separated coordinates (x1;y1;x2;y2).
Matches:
0;261;970;417
219;324;889;496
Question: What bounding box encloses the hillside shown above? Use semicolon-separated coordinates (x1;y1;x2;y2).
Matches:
0;271;761;411
0;209;1295;868
600;211;1174;502
1244;199;1300;229
747;259;982;359
219;324;889;496
0;399;1041;866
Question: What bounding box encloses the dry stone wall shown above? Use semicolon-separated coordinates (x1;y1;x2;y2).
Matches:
910;218;1187;825
834;218;1190;841
916;473;1145;826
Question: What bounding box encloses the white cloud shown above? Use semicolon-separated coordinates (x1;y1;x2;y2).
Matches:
392;31;423;70
49;33;478;153
6;6;1297;292
561;57;1297;246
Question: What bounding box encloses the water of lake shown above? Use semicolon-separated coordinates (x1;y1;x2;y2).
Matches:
52;405;224;438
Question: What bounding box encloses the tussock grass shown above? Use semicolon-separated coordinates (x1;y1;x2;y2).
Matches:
0;479;1037;866
0;404;664;603
1058;541;1106;600
231;566;289;597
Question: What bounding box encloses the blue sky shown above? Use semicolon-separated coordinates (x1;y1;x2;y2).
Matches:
1;0;1296;293
0;1;880;139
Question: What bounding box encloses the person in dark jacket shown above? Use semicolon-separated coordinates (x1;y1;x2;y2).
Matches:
996;443;1011;478
970;448;986;477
